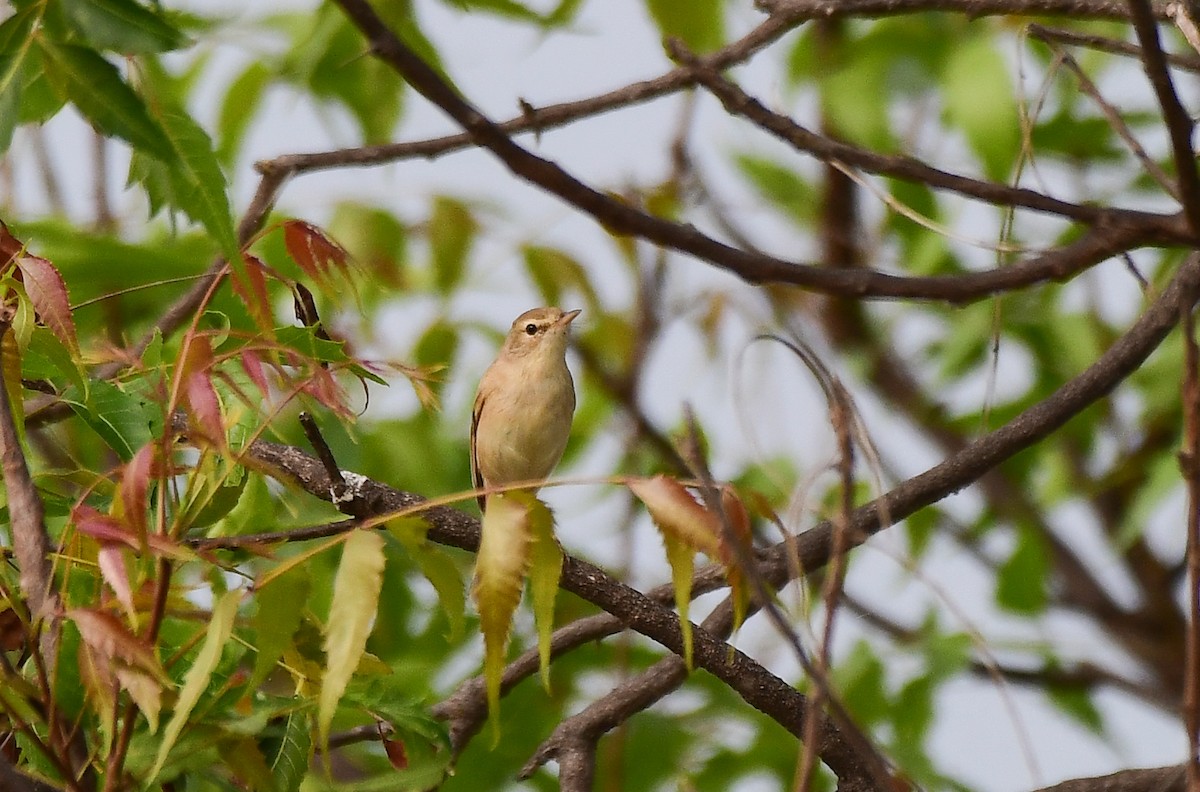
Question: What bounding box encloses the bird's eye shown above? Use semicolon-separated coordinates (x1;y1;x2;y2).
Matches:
525;323;538;336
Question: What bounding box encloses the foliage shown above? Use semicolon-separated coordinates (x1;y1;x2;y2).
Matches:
0;0;1196;791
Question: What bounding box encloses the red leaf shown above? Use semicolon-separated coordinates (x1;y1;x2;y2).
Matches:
382;736;408;770
185;371;224;446
231;255;274;330
17;255;78;354
0;220;23;270
283;220;350;284
0;608;24;651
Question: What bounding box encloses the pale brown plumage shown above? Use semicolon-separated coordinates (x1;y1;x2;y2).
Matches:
470;307;580;512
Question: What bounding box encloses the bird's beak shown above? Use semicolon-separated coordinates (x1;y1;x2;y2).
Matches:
560;309;582;326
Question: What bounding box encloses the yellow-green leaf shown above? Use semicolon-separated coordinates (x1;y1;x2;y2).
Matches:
149;590;241;780
524;494;560;691
472;492;532;738
661;533;696;670
318;530;386;745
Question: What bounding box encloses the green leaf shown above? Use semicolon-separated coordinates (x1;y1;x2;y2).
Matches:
734;154;816;225
217;62;271;164
128;92;238;261
1047;683;1104;734
38;40;173;160
251;565;310;687
149;590;242;781
429;197;475;294
833;641;889;727
412;545;466;641
64;379;157;461
0;7;37;154
995;527;1049;614
268;710;312;792
318;530;387;745
522;246;602;314
60;0;187;54
644;0;723;53
942;36;1019;181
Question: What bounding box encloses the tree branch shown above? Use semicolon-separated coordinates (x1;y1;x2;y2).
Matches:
331;0;1190;304
1129;0;1200;234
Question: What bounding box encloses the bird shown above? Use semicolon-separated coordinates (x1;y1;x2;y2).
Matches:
470;307;580;512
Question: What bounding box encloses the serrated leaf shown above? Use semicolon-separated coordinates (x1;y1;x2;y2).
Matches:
129;100;238;261
149;590;241;780
16;255;77;355
524;494;560;690
472;492;531;737
61;0;187;55
97;545;135;619
318;530;386;745
38;40;173;160
284;220;351;289
269;710;312;792
69;608;169;730
251;565;310;687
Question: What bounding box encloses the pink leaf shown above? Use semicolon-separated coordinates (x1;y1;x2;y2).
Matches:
241;350;271;396
185;370;224;446
17;255;78;354
98;544;135;616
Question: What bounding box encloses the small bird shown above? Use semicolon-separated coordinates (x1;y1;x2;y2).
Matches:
471;307;580;512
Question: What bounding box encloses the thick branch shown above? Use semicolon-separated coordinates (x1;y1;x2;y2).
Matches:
1029;764;1185;792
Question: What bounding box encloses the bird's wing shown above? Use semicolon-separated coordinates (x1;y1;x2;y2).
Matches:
470;390;487;513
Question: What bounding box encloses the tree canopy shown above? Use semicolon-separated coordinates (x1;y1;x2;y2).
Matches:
0;1;1198;791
